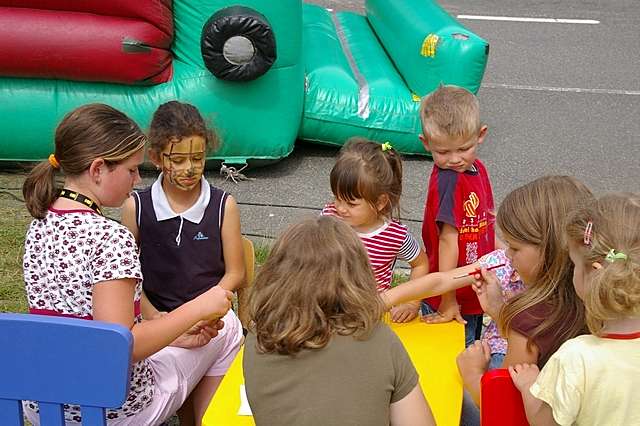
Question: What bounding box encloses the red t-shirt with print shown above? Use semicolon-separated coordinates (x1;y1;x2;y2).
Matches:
421;160;495;314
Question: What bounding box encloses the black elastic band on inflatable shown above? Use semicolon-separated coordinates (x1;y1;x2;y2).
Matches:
201;6;277;82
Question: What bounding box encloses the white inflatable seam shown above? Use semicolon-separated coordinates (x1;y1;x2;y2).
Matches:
330;11;370;120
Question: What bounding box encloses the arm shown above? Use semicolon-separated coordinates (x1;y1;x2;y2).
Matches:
423;223;466;324
408;250;429;280
391;250;429;322
142;288;224;349
92;278;232;362
389;384;436;426
140;290;161;320
121;197;162;322
382;266;477;308
218;195;245;292
120;196;139;242
509;364;559;426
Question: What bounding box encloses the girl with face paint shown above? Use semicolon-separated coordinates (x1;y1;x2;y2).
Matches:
22;104;235;426
122;101;245;425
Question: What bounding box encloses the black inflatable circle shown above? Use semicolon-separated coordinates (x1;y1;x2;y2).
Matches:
201;6;277;82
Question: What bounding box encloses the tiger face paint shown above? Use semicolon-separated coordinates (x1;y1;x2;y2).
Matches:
160;136;206;191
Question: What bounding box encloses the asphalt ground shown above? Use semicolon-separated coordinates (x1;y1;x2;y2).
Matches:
1;0;638;250
217;0;640;245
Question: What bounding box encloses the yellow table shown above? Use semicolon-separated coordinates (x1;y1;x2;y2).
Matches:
203;319;464;426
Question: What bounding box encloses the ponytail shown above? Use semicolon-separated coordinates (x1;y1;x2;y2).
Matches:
380;143;403;220
23;160;59;219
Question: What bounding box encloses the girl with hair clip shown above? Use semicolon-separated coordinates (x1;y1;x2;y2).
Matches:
243;216;436;426
121;100;244;424
509;193;640;426
454;176;593;425
322;138;429;323
22;104;233;425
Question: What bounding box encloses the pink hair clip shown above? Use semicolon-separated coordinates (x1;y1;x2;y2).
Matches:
583;220;593;246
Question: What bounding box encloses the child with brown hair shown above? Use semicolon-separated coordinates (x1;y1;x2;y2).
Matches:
244;216;435;426
121;100;244;424
22;104;233;425
509;193;640;425
322;138;429;322
456;176;593;425
419;85;494;347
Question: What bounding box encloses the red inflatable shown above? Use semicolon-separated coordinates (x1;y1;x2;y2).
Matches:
0;0;173;84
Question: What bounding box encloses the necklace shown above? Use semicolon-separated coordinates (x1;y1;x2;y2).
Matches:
58;188;103;215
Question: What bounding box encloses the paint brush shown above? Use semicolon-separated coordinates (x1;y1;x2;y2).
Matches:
453;263;506;279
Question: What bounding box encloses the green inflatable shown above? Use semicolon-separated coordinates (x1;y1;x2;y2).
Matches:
0;0;304;164
301;0;489;154
0;0;487;164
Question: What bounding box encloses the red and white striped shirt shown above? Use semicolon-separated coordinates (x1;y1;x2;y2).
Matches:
322;204;420;291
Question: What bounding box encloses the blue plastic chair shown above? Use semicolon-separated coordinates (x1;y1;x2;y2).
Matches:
0;313;133;426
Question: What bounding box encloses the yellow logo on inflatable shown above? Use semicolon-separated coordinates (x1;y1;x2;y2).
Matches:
421;34;439;58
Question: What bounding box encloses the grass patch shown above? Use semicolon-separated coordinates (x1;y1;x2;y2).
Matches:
0;203;31;313
253;243;271;266
391;272;409;287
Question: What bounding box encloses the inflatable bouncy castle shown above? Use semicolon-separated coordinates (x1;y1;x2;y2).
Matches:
0;0;304;164
0;0;488;165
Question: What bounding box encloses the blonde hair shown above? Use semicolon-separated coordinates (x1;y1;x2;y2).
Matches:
330;138;403;219
22;104;146;219
565;193;640;335
419;85;481;140
248;216;384;355
497;176;593;363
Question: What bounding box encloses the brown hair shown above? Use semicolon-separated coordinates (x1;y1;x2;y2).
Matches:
22;104;146;219
419;85;481;140
248;216;384;355
565;193;640;335
497;176;593;364
148;101;219;154
330;138;403;220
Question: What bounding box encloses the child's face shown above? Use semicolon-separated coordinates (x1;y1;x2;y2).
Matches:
98;148;144;208
156;135;206;191
504;236;542;286
334;196;384;232
420;126;487;172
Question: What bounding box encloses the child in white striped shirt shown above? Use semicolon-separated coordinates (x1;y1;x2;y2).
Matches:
322;138;429;322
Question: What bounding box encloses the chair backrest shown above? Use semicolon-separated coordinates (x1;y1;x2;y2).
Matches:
237;236;255;328
0;313;133;426
480;369;529;426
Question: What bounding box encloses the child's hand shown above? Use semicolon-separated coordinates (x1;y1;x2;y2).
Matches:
456;339;491;380
472;268;504;318
390;301;420;323
171;319;225;348
196;285;233;320
508;363;540;394
422;296;466;324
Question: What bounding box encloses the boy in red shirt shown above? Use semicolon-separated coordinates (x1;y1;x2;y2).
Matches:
419;85;495;347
